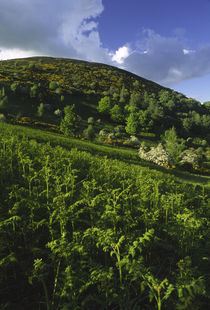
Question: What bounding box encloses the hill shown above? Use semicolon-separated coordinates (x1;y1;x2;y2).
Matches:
0;56;209;174
0;57;210;309
0;56;209;136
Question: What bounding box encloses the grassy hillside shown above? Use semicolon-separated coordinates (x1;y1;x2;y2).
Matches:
0;53;209;308
0;122;209;309
0;56;208;136
0;56;209;175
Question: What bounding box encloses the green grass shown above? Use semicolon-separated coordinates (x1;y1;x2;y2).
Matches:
1;122;209;187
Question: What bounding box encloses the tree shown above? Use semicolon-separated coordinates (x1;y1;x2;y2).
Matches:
60;105;79;137
138;109;153;131
0;95;8;108
133;80;140;90
162;127;185;164
97;96;111;114
49;81;58;91
119;86;129;105
110;104;124;122
203;101;210;111
147;102;164;120
37;103;44;117
30;84;39;98
84;124;95;140
129;93;142;110
125;113;139;135
182;117;193;133
60;95;65;104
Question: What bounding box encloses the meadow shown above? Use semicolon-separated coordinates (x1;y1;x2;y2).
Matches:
0;122;209;310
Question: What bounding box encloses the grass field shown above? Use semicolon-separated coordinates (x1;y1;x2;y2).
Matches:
1;122;209;187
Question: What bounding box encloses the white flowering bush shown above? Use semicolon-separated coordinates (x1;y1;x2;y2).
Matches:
179;148;200;169
139;143;173;167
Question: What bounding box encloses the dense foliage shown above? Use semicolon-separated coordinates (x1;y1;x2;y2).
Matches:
0;124;209;310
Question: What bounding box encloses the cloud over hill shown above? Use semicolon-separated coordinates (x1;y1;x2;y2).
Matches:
1;0;210;88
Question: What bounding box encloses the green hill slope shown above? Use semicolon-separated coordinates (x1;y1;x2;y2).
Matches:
0;56;209;138
0;56;209;175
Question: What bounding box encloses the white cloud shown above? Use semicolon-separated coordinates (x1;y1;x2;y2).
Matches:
112;46;131;64
0;48;36;60
183;49;194;55
0;0;108;62
122;30;210;86
1;1;210;88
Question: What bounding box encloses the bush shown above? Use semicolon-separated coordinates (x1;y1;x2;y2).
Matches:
49;81;58;90
54;109;62;117
139;143;173;167
99;129;108;137
129;135;141;146
87;116;94;124
37;103;44;117
0;113;6;122
84;124;95;140
179;148;202;169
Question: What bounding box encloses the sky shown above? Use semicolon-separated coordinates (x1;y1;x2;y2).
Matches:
1;0;210;102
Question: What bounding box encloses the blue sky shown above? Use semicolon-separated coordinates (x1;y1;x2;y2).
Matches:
0;0;210;102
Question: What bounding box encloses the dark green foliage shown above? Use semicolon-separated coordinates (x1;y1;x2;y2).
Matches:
60;105;79;137
30;84;39;98
0;87;8;108
110;104;124;122
84;124;95;140
138;109;153;131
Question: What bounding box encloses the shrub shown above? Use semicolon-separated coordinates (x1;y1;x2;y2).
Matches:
179;148;202;169
88;116;94;124
30;84;39;98
49;81;58;90
139;143;173;166
54;109;62;117
129;135;141;146
37;103;44;117
84;124;95;140
0;113;6;122
99;129;108;137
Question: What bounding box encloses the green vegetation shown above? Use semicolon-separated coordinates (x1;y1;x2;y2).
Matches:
0;122;209;309
0;56;209;309
60;104;79;137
